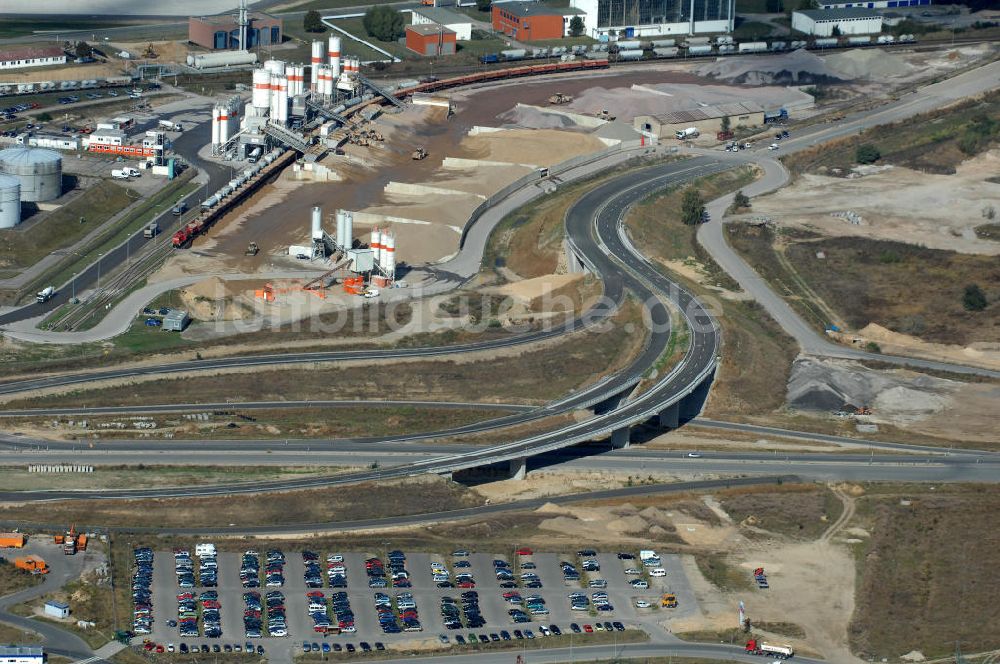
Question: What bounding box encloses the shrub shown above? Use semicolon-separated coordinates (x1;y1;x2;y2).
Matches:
303;10;325;32
855;144;881;164
963;284;988;312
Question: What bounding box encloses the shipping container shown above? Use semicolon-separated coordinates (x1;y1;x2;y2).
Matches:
0;533;25;548
737;41;768;53
687;44;713;55
617;49;644;60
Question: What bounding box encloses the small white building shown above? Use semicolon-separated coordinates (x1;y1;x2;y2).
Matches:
0;646;44;664
792;7;883;35
28;134;82;151
0;46;67;71
818;0;930;8
85;128;127;148
410;7;473;41
43;601;70;619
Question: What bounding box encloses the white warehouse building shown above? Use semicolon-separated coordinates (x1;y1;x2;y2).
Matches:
791;7;883;35
410;7;473;41
574;0;735;39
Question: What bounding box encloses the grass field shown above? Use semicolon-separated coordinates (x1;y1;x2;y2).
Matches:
727;225;1000;345
0;558;43;597
0;621;41;643
849;484;1000;660
717;483;843;540
732;20;775;39
783;90;1000;177
0;180;136;273
10;405;516;442
7;301;643;409
0;465;360;491
695;554;755;593
0;474;483;529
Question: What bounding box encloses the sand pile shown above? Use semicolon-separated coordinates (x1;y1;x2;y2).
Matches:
497;105;585;130
697;49;846;85
825;48;913;79
179;277;256;322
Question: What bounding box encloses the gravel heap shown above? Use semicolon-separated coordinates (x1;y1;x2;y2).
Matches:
824;48;914;79
697;49;847;85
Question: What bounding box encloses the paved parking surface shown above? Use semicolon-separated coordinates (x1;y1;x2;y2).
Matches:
148;546;695;660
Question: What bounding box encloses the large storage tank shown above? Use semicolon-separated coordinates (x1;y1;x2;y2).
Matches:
0;147;62;202
0;174;20;229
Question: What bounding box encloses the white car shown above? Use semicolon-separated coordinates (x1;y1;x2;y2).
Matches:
635;599;651;609
327;554;344;563
624;568;641;575
630;579;649;589
650;568;667;577
687;452;702;458
768;143;780;150
363;288;380;298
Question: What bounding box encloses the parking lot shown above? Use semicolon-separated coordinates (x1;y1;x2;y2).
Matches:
142;545;699;657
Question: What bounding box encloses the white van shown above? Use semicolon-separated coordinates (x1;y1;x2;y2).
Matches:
195;543;216;557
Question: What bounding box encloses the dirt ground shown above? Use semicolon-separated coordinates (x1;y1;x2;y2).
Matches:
668;485;861;663
832;323;1000;372
750;149;1000;256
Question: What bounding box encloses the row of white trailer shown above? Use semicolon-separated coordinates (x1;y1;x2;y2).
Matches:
614;33;917;59
0;76;133;97
199;148;285;210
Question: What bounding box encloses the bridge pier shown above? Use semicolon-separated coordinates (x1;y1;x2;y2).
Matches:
610;427;631;450
450;456;527;484
658;403;680;430
564;239;588;275
680;378;712;422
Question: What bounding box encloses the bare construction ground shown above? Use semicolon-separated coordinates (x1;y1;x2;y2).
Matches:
750;150;1000;256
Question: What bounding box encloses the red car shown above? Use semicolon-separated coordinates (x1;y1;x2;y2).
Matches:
307;591;325;598
515;547;533;556
583;624;593;633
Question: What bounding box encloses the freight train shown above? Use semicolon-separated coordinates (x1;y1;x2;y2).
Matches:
399;58;611;96
0;76;135;98
477;33;916;65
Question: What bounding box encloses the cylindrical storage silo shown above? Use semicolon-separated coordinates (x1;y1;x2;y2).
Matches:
336;210;346;249
344;211;353;249
383;232;395;276
211;107;221;145
218;108;230;145
370;227;381;265
0;147;62;202
328;35;342;78
252;69;271;111
311;41;324;90
0;174;20;229
277;75;288;123
311;206;323;240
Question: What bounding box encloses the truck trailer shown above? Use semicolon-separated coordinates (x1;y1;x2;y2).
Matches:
674;127;699;140
0;533;26;548
745;639;794;658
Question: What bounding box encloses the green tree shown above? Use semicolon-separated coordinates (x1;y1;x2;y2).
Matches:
681;188;705;225
303;10;325;33
765;0;783;11
797;0;818;8
831;25;842;36
855;143;881;164
363;5;405;42
569;15;585;36
74;41;92;58
476;0;491;11
720;115;731;134
963;284;988;311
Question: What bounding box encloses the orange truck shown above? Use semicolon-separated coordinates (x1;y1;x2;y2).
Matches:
0;533;26;548
14;555;49;574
